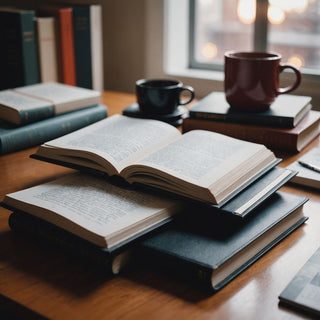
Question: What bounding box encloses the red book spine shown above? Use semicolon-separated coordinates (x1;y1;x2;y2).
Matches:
59;8;76;85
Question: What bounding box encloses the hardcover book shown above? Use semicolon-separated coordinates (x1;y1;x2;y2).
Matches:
38;6;76;86
0;104;107;155
2;172;183;249
139;192;308;291
189;92;312;128
0;82;101;125
73;5;104;91
8;211;133;275
36;17;60;83
287;147;320;189
0;8;39;90
31;114;279;206
279;245;320;317
183;111;320;152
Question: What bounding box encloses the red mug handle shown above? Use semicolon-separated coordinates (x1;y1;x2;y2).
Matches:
276;63;301;95
179;86;195;105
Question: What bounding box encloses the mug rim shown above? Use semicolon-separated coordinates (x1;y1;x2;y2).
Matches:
224;50;282;61
136;78;182;89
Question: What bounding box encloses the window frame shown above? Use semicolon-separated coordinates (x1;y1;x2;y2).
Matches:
161;0;320;108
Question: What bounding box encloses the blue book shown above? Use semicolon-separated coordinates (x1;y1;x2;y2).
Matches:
0;8;39;90
0;104;108;155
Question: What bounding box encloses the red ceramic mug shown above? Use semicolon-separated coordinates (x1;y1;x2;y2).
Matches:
224;51;301;111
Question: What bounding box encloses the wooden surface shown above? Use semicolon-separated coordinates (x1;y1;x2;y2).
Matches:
1;91;320;320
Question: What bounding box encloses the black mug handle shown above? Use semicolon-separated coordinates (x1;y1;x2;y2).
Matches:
179;86;195;105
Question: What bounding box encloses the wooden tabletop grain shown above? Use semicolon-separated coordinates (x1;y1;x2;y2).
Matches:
1;91;319;320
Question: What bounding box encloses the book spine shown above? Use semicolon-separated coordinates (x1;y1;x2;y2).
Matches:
36;17;59;83
59;8;76;85
0;11;39;89
8;212;114;271
189;111;293;128
73;6;93;89
182;118;300;152
90;5;104;92
20;11;40;86
19;104;55;125
0;104;107;155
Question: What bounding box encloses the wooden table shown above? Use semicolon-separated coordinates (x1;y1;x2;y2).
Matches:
1;91;320;320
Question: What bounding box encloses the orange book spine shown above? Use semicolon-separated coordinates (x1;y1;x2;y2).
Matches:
59;8;76;85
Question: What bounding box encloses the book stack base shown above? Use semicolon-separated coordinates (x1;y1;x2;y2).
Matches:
185;92;320;152
1;114;309;292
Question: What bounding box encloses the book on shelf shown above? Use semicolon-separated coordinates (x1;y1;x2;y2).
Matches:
2;172;183;249
8;211;134;275
0;7;39;90
287;147;320;189
73;5;104;91
0;104;107;155
183;110;320;153
0;82;101;125
279;245;320;317
139;191;308;292
36;17;60;83
189;92;312;128
31;114;279;206
38;6;76;86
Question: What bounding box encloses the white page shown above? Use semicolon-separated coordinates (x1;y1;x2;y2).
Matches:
44;115;181;172
5;173;180;245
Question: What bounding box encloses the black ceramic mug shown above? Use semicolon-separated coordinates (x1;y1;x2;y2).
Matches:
136;79;195;115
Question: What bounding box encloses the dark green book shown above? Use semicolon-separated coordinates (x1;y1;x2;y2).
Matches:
0;8;39;90
73;6;92;89
189;92;312;128
0;104;107;155
279;245;320;317
139;192;308;291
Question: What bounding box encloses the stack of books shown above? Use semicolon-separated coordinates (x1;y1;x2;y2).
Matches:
183;92;320;152
0;82;108;155
1;115;309;291
0;4;103;92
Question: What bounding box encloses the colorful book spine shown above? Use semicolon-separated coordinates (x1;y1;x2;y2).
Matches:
0;10;40;89
0;104;107;155
73;6;93;89
59;7;76;85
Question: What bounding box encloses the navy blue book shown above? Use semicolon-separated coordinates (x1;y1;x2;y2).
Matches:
139;192;308;291
0;104;107;155
73;6;92;89
0;8;39;90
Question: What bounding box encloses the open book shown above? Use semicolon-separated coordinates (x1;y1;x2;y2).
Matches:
2;172;182;249
31;114;278;205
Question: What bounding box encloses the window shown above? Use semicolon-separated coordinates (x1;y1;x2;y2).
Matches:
190;0;320;75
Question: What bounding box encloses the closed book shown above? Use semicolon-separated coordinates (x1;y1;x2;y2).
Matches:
139;192;308;291
0;8;39;90
8;211;132;274
73;6;92;89
59;7;76;85
279;245;320;317
287;147;320;189
182;110;320;152
0;104;107;155
37;6;76;86
36;17;59;82
0;82;101;125
208;166;296;217
189;92;312;128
